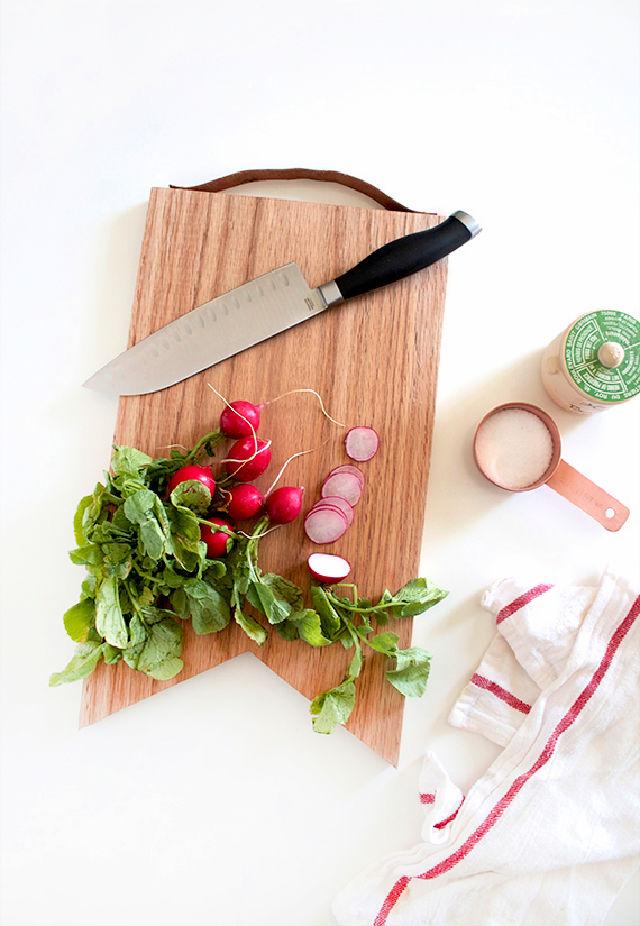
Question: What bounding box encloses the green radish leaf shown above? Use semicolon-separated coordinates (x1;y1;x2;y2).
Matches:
101;643;122;664
367;632;400;656
69;544;103;566
63;599;95;642
274;619;299;641
49;642;103;686
290;609;330;646
347;644;363;680
386;646;431;698
386;578;448;617
234;601;267;645
95;577;128;649
174;579;230;634
73;494;94;545
170;479;211;514
123;618;183;680
111;446;153;477
310;586;341;638
310;678;356;734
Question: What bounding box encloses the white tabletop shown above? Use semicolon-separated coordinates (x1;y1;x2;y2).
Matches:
1;1;638;924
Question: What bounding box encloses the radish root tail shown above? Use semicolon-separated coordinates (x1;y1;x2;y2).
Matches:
264;388;346;428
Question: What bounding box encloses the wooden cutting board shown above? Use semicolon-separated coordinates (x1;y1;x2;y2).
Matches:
80;186;448;764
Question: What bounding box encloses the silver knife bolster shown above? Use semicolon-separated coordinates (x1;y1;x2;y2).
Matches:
317;280;344;307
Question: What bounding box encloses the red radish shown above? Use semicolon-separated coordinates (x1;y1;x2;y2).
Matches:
310;495;354;526
200;516;234;557
321;472;362;506
304;507;348;544
219;401;261;438
167;464;216;498
225;437;272;480
345;426;379;462
227;484;264;520
308;552;351;583
266;486;304;524
328;464;365;489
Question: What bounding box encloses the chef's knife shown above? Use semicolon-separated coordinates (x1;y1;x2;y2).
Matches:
85;210;480;396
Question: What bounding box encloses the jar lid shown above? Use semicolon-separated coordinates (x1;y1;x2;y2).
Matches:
564;310;640;403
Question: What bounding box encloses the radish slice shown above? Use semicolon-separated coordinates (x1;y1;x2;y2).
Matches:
308;503;349;525
313;495;354;526
304;508;348;544
328;464;365;489
321;472;362;506
345;426;379;462
308;553;351;583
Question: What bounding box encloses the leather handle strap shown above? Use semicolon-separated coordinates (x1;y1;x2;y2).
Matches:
171;167;415;212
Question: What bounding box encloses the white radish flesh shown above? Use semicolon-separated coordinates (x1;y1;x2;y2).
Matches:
304;508;348;544
328;464;365;489
345;426;379;462
321;472;362;506
312;495;354;526
308;553;351;583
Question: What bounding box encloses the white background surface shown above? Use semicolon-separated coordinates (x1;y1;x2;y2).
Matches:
1;1;639;924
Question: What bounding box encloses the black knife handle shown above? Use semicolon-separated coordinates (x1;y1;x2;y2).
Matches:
330;211;480;302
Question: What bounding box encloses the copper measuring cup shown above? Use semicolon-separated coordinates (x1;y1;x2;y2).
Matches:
473;402;630;532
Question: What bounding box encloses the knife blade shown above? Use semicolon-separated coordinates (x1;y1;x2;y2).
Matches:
85;210;480;396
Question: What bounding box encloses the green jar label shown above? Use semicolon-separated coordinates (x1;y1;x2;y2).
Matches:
565;310;640;403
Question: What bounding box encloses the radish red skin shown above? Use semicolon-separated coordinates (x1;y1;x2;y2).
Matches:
200;516;234;557
266;486;304;524
227;484;264;521
225;437;272;480
219;401;261;438
166;464;216;498
308;553;351;583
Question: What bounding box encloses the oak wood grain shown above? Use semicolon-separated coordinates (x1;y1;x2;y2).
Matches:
80;187;448;764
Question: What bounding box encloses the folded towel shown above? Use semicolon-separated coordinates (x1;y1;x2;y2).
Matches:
333;570;640;926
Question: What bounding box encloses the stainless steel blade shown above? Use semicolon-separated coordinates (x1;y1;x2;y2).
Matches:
84;264;328;395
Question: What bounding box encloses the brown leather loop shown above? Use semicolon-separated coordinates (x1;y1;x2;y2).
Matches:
170;167;414;212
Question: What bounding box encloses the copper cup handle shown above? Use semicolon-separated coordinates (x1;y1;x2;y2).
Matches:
545;460;630;532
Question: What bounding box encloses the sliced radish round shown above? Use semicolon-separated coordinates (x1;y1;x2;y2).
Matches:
345;426;379;462
308;553;351;583
304;507;348;544
309;504;352;530
313;495;354;526
321;472;362;506
306;503;348;528
328;464;365;489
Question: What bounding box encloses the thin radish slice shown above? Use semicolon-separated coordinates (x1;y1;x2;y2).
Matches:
309;504;351;529
321;472;362;506
306;504;348;528
345;426;379;462
328;464;365;489
308;553;351;583
304;508;348;544
313;495;354;526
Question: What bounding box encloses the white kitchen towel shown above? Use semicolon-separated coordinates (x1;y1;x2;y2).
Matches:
332;569;640;926
448;578;597;746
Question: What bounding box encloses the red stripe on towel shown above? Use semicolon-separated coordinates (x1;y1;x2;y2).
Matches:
373;593;640;926
471;673;531;714
433;797;465;830
495;584;553;625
